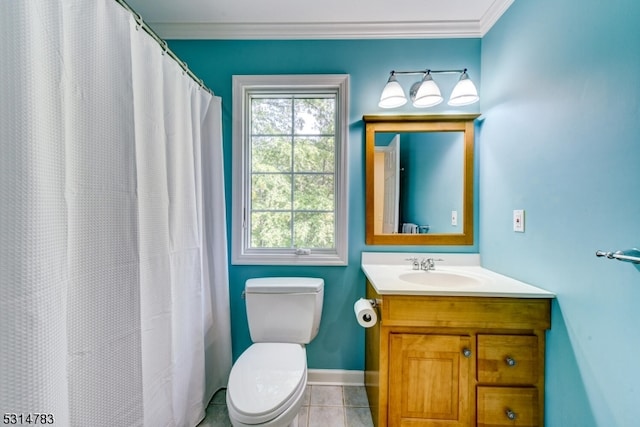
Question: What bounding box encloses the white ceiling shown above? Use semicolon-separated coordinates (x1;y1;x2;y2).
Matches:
125;0;514;39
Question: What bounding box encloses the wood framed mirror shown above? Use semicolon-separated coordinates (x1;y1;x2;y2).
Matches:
364;114;479;245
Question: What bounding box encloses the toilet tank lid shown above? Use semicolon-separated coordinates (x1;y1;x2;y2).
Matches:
245;277;324;293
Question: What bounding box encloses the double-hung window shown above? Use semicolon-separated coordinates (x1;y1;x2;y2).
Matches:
231;75;349;265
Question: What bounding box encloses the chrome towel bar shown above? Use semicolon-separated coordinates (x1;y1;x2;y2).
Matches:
595;248;640;264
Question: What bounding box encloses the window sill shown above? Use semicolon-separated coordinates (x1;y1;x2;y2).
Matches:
231;252;348;266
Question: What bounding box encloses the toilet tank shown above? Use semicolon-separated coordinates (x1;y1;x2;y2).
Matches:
245;277;324;344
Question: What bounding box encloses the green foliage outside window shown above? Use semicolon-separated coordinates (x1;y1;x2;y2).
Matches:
250;96;336;249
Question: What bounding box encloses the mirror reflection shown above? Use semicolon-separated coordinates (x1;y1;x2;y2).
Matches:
374;131;463;235
364;114;479;246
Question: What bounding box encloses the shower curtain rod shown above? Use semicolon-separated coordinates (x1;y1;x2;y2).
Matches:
114;0;213;96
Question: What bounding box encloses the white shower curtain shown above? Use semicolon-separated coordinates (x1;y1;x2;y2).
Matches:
0;1;231;426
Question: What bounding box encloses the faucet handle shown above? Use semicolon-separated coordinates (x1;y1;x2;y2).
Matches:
405;257;420;270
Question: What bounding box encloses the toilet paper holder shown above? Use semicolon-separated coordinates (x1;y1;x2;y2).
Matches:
366;298;381;308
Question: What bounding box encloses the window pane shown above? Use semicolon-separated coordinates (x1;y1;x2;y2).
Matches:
294;174;334;211
294;98;335;135
294;137;334;173
251;212;292;248
252;136;292;172
294;212;334;248
252;174;291;210
252;98;292;134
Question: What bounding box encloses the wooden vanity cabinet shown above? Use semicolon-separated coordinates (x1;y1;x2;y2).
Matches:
365;282;551;427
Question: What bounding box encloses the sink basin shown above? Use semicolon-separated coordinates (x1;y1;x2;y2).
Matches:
398;270;485;288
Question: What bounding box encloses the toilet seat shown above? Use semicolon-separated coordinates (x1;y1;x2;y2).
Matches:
227;343;306;425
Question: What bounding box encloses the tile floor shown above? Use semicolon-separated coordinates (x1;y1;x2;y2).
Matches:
198;385;374;427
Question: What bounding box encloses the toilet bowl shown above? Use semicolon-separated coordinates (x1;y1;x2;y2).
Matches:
226;277;324;427
226;343;306;427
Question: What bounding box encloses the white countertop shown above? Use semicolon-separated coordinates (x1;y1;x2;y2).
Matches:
361;252;555;298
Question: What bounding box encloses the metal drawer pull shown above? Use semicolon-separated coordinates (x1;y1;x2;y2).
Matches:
505;409;517;420
505;356;517;366
462;348;472;358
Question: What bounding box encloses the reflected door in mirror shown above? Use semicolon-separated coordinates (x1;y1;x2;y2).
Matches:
374;134;400;234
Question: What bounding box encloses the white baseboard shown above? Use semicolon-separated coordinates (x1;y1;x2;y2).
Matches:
306;369;364;386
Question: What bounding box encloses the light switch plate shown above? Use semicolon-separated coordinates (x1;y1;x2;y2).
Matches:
513;210;525;232
451;210;458;226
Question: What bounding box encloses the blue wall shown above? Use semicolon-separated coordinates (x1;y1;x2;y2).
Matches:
480;1;640;426
168;39;481;370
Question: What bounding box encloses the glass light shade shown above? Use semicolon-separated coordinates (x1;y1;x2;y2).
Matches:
448;72;479;106
410;74;443;108
378;75;407;108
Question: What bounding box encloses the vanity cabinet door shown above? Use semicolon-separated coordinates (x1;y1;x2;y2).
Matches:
388;333;472;426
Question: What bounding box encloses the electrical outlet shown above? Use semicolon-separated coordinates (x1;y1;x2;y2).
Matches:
513;210;525;232
451;210;458;226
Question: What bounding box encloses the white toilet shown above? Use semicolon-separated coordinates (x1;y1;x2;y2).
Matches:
226;277;324;427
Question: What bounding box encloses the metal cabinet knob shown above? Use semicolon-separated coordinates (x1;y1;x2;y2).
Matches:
462;348;472;358
505;356;517;366
505;409;517;420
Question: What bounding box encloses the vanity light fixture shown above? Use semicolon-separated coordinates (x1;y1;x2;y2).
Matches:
378;69;479;109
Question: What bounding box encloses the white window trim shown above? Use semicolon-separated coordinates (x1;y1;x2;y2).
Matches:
231;75;349;266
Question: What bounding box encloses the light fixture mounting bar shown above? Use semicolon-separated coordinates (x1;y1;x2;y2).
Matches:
390;69;467;76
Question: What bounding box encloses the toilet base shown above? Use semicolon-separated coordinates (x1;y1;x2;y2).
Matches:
227;375;307;427
228;405;302;427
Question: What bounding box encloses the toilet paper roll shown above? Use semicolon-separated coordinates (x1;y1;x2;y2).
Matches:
354;298;377;328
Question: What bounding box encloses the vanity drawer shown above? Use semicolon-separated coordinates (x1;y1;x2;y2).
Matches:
477;386;539;427
383;296;551;329
477;334;538;384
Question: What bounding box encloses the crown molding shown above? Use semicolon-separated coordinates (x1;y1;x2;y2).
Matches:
479;0;514;36
151;7;512;40
149;20;488;40
146;0;514;40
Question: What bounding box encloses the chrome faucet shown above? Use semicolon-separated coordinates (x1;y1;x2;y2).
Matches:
420;257;443;271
